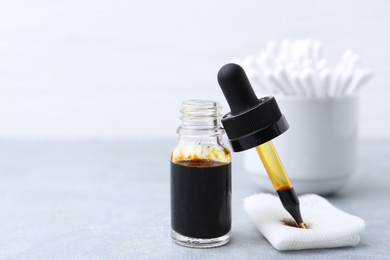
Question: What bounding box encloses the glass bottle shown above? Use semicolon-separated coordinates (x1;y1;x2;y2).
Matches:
170;100;232;248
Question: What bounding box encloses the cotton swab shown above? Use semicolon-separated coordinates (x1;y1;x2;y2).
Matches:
344;54;360;74
235;40;372;97
290;70;305;96
273;66;296;95
263;69;286;95
336;72;354;97
335;49;354;72
345;69;373;95
299;69;315;96
328;68;342;97
319;68;331;97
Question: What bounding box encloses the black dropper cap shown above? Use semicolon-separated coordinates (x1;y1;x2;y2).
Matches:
217;63;289;152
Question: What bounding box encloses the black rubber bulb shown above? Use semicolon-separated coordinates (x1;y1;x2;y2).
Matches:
217;62;289;152
217;63;259;115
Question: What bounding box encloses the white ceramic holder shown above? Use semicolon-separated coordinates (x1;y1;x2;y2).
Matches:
244;95;358;195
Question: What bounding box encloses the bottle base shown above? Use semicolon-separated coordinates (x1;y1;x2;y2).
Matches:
171;230;231;248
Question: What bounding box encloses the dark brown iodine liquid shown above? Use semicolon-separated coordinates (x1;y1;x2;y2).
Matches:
171;159;231;239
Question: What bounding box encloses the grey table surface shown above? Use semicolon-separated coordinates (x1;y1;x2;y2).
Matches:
0;139;389;259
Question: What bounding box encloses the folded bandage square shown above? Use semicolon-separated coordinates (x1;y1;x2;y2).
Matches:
244;194;365;251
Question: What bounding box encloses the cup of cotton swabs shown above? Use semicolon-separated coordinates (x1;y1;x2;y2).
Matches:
238;39;373;195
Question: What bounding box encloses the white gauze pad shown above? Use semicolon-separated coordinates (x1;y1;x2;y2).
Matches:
244;193;365;251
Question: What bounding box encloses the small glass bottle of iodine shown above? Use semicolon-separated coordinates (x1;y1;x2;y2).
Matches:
170;100;232;248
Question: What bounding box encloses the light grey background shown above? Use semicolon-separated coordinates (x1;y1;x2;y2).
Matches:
0;0;389;139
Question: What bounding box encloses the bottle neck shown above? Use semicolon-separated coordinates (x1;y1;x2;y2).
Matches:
177;100;225;138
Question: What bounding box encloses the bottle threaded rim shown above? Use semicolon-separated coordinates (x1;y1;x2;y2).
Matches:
178;100;224;134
